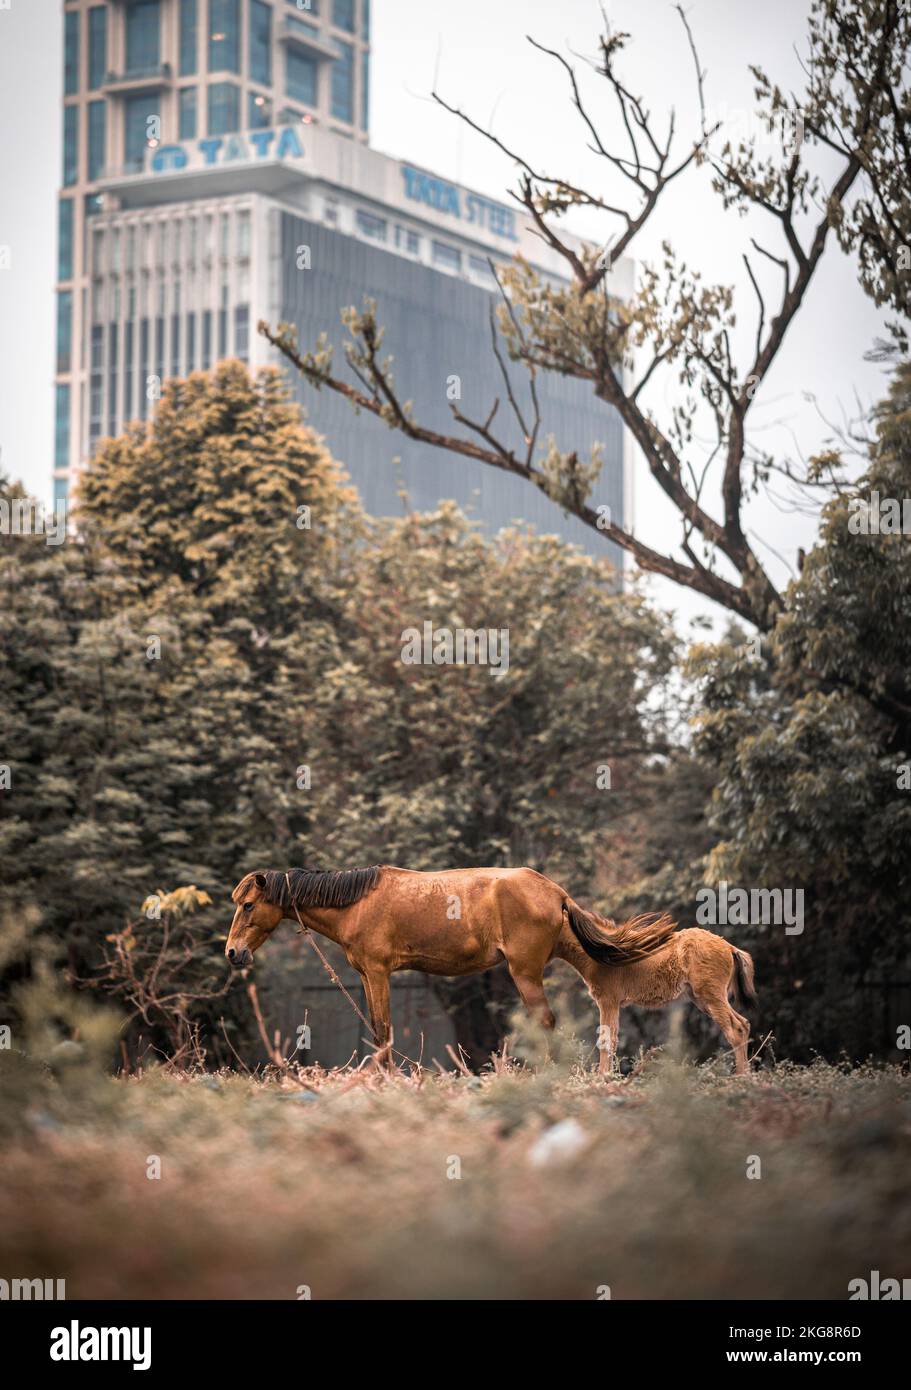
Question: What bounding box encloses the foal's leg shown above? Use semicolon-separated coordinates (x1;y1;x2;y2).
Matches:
594;996;620;1076
694;992;750;1075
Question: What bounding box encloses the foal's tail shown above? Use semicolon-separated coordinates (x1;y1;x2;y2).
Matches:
730;947;758;1008
563;900;678;966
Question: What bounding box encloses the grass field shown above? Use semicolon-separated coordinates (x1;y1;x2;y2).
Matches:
1;1030;909;1300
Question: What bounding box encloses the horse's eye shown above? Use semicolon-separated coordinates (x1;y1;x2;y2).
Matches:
243;903;254;913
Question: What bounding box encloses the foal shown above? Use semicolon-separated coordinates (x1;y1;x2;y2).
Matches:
553;922;757;1075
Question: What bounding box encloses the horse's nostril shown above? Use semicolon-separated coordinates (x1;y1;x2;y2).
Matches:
228;947;236;961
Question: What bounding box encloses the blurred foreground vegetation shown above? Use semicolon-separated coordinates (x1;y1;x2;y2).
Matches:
0;1024;908;1299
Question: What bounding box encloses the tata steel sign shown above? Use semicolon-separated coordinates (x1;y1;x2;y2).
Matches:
148;126;305;174
146;131;520;244
401;164;518;241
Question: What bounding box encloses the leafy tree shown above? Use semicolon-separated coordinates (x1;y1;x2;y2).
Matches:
262;0;910;635
1;364;677;1067
294;502;677;1062
0;364;359;1061
632;364;911;1059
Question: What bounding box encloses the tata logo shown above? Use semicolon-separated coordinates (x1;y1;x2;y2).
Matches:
401;165;518;241
149;126;304;174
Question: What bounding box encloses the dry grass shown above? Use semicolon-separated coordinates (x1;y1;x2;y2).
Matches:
1;1036;909;1300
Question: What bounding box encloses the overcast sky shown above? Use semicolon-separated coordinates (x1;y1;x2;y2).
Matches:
0;0;891;635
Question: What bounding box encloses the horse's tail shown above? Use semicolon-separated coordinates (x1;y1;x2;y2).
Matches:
730;946;757;1008
563;900;677;966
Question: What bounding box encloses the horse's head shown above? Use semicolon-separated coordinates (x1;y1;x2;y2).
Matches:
226;872;283;968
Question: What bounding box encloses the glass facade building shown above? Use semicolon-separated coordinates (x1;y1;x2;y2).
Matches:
54;0;370;489
277;212;624;555
53;1;629;569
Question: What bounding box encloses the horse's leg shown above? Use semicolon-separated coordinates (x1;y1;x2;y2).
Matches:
359;966;393;1066
693;991;750;1075
507;967;556;1031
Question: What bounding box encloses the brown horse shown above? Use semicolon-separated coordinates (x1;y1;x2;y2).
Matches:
225;864;755;1073
226;864;677;1056
554;924;757;1075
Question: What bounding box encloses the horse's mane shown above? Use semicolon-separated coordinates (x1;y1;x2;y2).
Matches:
247;866;382;911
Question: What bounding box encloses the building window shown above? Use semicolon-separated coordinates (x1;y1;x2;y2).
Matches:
63;107;78;187
64;11;79;96
363;0;370;39
126;0;161;76
139;319;149;420
469;254;498;283
234;304;250;361
88;7;107;90
394;225;420;257
88;100;106;181
209;0;240;72
90;324;104;442
208;82;240;135
57;293;73;373
202;310;212;369
237;209;252;259
186;313;196;370
432;240;461;273
179;87;197;139
331;40;354;122
180;0;198;76
55;385;71;472
156;314;165;393
124;93;153;171
124;323;134;420
248;91;272;129
287;13;320;41
92;229;105;277
169;311;180;377
332;0;355;33
286;48;317;106
356;209;386;242
85;193;103;220
58;200;74;282
250;0;272;85
108;322;119;437
361;46;369;131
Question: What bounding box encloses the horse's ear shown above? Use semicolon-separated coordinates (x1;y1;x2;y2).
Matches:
254;873;267;891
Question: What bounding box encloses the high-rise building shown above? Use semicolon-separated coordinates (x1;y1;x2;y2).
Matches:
55;0;632;559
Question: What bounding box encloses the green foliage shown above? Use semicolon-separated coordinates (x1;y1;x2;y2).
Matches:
679;365;911;1057
0;363;675;1067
